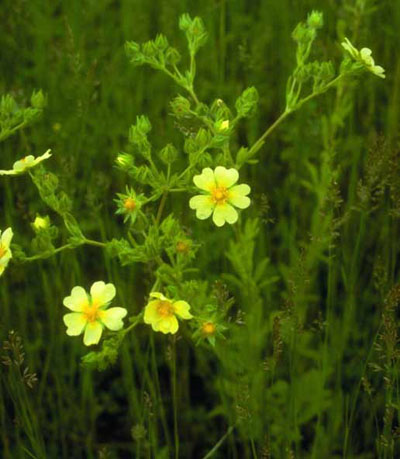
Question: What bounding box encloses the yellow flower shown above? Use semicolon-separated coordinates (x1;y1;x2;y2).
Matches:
189;166;251;227
144;292;193;334
32;215;50;231
0;149;52;176
63;281;127;346
0;228;13;277
341;38;385;79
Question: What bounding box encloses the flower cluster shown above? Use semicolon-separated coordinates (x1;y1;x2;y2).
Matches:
0;149;52;176
189;166;251;227
341;38;385;79
0;228;13;277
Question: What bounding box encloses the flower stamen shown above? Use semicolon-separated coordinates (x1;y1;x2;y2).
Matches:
202;321;216;336
156;300;175;318
211;186;229;205
124;197;136;212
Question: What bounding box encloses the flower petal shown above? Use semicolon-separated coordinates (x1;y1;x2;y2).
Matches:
33;149;52;165
189;195;214;219
341;38;358;59
0;169;18;176
1;228;13;247
149;292;168;301
214;166;239;188
13;156;35;172
228;184;251;209
90;281;116;306
83;321;103;346
360;48;372;58
173;301;193;320
212;203;238;227
150;319;161;332
0;254;12;268
144;300;161;324
63;286;88;312
101;307;127;331
193;168;215;191
372;65;385;78
158;316;179;334
63;313;87;336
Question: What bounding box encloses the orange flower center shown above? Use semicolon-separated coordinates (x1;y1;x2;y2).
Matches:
202;321;216;336
83;301;101;323
176;240;190;254
0;245;6;259
211;186;229;205
124;197;136;212
157;300;175;318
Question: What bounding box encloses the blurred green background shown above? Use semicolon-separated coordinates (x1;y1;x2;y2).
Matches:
1;0;400;457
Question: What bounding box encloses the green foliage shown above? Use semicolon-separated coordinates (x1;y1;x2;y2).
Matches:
0;1;396;458
0;91;45;143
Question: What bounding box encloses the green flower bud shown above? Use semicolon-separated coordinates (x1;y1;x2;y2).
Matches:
195;128;211;149
142;41;157;59
30;90;46;109
154;34;168;51
179;13;193;32
307;11;323;29
214;119;230;133
158;144;178;165
116;153;134;169
170;95;191;117
125;41;144;65
136;115;152;134
292;23;315;44
235;87;259;118
165;47;181;65
1;94;16;115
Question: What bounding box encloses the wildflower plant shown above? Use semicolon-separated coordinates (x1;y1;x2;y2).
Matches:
0;7;390;458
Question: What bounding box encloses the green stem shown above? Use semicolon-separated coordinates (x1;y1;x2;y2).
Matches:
0;120;28;143
246;74;346;164
155;190;169;225
201;425;235;459
83;238;106;248
171;339;179;459
246;110;292;161
21;238;105;263
22;243;75;261
294;74;345;110
123;313;143;335
250;437;258;458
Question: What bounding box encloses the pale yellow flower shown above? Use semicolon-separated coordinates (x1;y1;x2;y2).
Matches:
341;37;385;79
144;292;193;334
189;166;251;227
0;228;13;277
0;149;52;175
63;281;127;346
32;215;50;231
